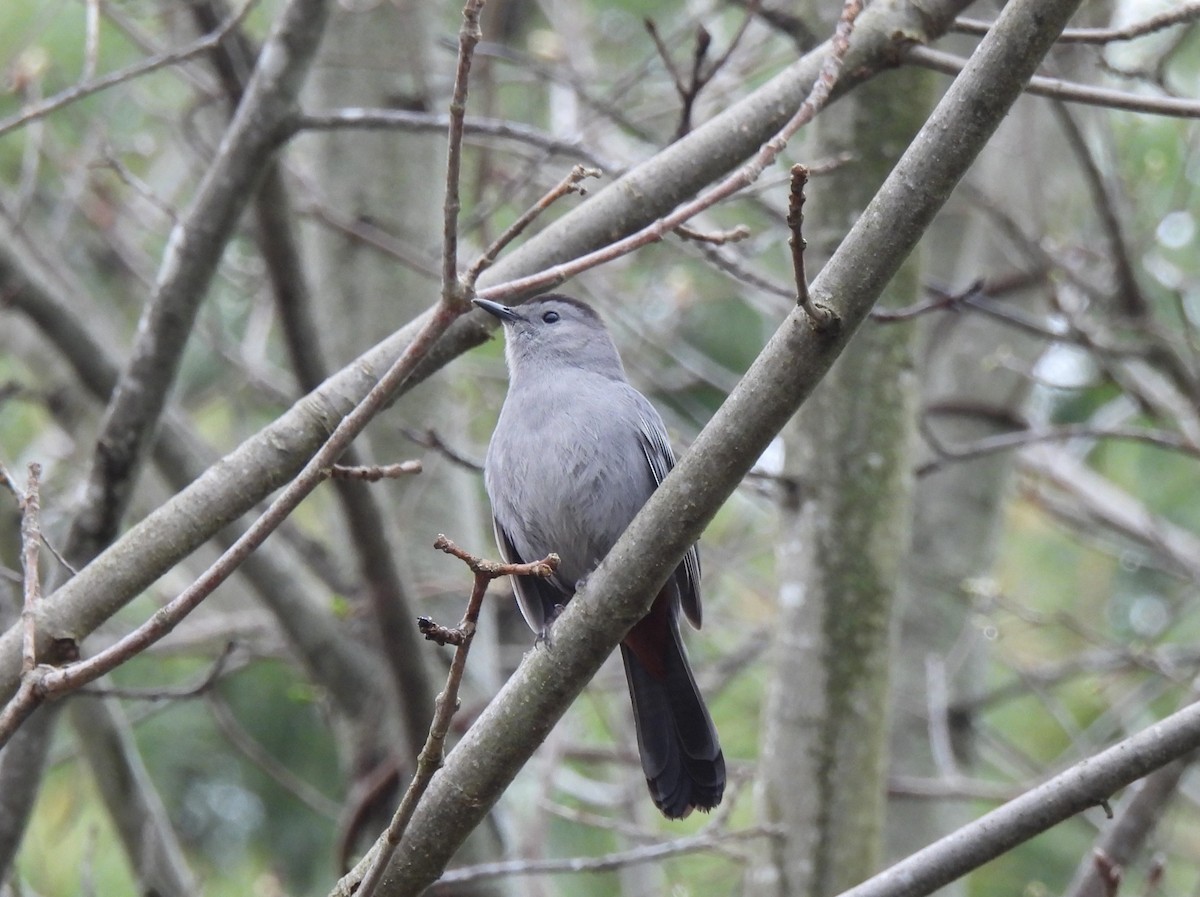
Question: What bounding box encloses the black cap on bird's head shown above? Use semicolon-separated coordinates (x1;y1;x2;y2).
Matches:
473;294;625;379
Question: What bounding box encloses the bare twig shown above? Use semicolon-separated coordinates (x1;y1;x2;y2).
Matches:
353;535;557;897
296;191;440;279
207;693;342;820
952;5;1200;44
292;109;611;171
786;163;836;329
0;461;21;497
19;464;43;675
441;0;487;307
90;153;180;223
430;826;779;886
706;0;762;83
0;0;258;139
433;534;558;580
1050;103;1144;317
674;223;751;245
1019;445;1200;583
324;461;423;482
886;775;1020;803
871;280;985;322
463;165;601;288
872;273;1049;322
908;46;1200;119
399;428;483;473
80;642;237;701
919;415;1199;477
417;617;467;647
644;19;688;99
647;1;761;140
474;0;866;304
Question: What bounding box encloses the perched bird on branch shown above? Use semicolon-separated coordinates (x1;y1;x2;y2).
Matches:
476;294;724;819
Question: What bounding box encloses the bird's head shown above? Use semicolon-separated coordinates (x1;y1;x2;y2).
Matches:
473;294;627;380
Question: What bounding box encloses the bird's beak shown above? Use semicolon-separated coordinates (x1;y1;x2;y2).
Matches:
473;298;521;323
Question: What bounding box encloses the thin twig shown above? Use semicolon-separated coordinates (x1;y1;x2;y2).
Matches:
90;153;180;223
399;428;483;473
464;165;601;288
207;692;342;820
647;2;761;141
871;273;1049;322
474;0;866;305
644;19;688;98
674;223;751;245
433;534;558;580
441;0;487;307
80;642;237;701
705;0;761;81
20;464;43;674
677;26;713;139
918;419;1199;477
0;461;20;497
324;461;423;481
0;0;258;139
353;535;557;897
952;5;1200;44
292;110;612;171
38;531;79;578
431;826;780;885
1049;102;1145;317
296;191;440;279
908;46;1200;119
786;163;835;329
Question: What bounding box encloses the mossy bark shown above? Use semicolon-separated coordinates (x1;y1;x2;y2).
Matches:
752;61;930;897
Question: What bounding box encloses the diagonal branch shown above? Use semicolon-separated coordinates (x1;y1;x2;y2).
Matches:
908;46;1200;119
841;702;1200;897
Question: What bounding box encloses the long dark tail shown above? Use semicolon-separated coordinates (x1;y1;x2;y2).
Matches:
620;618;725;818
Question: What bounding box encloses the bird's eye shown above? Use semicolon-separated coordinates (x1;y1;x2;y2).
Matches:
542;310;560;323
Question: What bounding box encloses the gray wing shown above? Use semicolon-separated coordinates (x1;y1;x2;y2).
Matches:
492;516;567;636
633;393;703;628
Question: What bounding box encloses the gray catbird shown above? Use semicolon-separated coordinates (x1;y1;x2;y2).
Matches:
475;294;725;819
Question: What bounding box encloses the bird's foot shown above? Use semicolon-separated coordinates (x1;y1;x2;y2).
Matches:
534;604;567;649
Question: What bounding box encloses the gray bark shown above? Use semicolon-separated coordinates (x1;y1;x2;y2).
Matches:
752;59;928;897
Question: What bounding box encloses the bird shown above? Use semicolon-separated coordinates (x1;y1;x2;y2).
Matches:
474;293;725;819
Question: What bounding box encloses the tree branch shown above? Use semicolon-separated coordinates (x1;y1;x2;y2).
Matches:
908;46;1200;119
840;703;1200;897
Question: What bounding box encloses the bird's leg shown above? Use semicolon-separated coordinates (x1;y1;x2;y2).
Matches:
533;603;568;649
